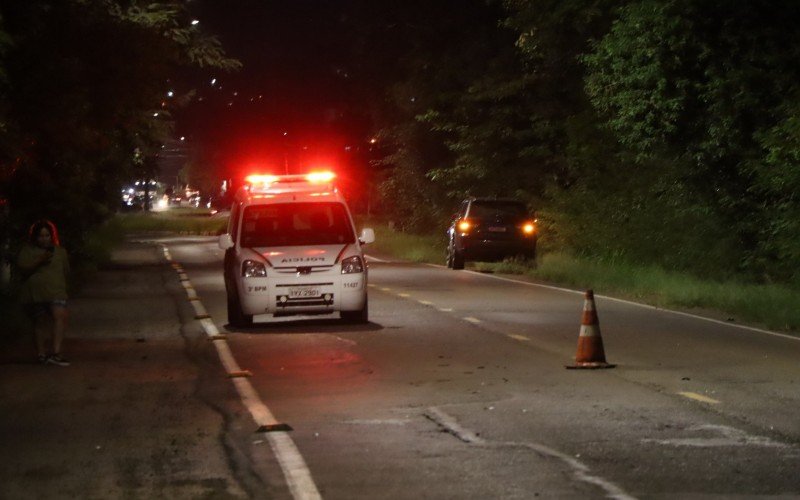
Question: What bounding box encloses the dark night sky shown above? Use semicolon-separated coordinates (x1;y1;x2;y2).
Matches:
171;0;485;182
176;1;380;177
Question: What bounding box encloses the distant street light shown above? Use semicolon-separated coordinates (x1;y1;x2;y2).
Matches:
191;19;200;25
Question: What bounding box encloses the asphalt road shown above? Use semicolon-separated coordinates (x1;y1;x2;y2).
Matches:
3;235;799;499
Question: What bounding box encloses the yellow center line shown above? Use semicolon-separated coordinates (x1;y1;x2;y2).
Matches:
507;334;530;342
678;392;721;404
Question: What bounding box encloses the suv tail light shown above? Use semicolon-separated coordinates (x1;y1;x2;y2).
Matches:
522;222;536;235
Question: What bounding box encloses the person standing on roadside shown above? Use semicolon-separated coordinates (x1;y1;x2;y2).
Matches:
17;220;71;366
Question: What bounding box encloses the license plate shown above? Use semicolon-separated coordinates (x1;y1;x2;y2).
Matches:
487;226;506;232
289;287;320;298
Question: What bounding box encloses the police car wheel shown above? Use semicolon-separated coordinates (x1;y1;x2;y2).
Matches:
227;289;253;327
340;297;368;324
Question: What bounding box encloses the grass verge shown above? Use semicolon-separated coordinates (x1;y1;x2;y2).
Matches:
114;208;228;235
367;224;444;263
365;222;800;333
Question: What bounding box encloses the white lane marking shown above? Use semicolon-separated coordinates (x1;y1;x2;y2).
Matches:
268;433;323;500
423;264;800;342
643;424;788;448
200;317;220;335
190;299;210;318
426;407;485;444
343;419;411;426
507;334;530;342
418;300;434;306
398;293;411;298
678;392;721;405
163;245;322;500
463;317;482;324
380;287;392;292
438;307;453;312
425;407;635;500
365;254;389;263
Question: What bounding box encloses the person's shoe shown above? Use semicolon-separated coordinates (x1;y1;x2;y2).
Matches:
47;354;70;366
37;354;48;365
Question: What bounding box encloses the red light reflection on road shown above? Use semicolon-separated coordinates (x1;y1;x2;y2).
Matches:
251;342;372;394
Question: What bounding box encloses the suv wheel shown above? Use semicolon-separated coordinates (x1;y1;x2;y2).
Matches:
446;243;453;268
452;250;465;270
451;245;465;270
447;238;465;270
227;286;253;327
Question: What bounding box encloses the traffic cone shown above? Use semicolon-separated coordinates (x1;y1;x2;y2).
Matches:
566;290;615;369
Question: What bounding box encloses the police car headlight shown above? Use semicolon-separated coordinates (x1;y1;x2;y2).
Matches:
341;255;364;274
242;260;267;277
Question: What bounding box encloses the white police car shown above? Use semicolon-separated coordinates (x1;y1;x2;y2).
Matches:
218;172;374;326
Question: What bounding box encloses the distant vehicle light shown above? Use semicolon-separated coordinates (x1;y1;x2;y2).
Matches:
306;171;336;183
457;220;471;232
522;222;536;235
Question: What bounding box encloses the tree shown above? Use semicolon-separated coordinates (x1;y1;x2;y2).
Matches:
583;0;800;279
0;0;238;252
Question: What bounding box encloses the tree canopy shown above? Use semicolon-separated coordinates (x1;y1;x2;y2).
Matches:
373;0;800;284
0;0;238;252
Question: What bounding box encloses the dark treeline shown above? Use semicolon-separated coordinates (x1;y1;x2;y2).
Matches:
0;0;237;261
367;0;800;285
2;0;799;287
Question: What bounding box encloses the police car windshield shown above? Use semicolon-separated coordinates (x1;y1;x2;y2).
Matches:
240;202;355;247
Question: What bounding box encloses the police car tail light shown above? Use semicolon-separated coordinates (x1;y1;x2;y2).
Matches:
242;260;267;277
522;221;536;235
341;255;364;274
457;219;471;233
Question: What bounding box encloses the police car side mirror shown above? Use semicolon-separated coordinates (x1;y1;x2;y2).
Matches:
359;228;375;245
218;233;234;250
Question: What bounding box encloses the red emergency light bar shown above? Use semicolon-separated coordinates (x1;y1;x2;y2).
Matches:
245;172;336;191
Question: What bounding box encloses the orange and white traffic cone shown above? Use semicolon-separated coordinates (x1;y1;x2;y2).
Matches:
566;290;615;369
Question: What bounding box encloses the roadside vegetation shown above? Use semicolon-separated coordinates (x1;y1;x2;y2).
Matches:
367;1;800;304
0;208;226;344
365;221;800;333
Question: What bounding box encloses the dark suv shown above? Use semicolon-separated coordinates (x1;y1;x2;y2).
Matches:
446;198;537;269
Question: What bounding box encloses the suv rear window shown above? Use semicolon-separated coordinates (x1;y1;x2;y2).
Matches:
468;201;527;219
240;202;355;247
